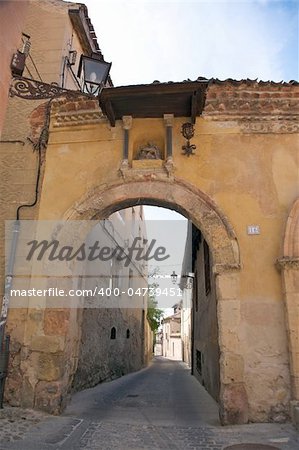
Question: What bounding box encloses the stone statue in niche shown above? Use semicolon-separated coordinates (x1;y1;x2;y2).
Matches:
136;142;162;160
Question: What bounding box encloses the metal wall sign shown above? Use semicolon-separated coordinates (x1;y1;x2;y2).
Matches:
247;225;260;235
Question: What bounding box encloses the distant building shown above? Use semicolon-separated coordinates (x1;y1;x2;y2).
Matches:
154;330;163;356
180;221;193;367
161;305;182;360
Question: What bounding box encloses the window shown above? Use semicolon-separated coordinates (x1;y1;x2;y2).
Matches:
203;240;211;296
110;327;116;339
126;329;130;339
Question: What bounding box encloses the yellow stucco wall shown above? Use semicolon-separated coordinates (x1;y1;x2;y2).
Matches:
31;94;298;421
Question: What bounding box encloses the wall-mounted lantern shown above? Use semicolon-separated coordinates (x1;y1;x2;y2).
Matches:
77;52;112;96
181;122;196;157
181;272;194;289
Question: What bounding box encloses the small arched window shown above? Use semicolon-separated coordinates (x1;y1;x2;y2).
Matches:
110;327;116;339
126;329;130;339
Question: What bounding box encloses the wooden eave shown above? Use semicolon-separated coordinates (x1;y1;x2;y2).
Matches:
99;81;209;127
68;8;97;56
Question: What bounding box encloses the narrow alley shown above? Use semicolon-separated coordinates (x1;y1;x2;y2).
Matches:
0;358;297;450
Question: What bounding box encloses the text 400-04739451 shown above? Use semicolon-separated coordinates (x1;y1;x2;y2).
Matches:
9;287;183;298
94;287;183;297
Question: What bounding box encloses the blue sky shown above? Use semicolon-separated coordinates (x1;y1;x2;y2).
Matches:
82;0;298;86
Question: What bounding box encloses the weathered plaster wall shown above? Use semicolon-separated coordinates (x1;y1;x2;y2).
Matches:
0;0;29;136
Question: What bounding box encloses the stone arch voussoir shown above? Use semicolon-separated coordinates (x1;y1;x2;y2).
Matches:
65;178;240;271
279;198;299;422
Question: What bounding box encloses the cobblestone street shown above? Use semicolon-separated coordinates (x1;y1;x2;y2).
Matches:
0;358;298;450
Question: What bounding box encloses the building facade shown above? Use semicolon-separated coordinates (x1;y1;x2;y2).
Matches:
0;0;299;427
161;308;182;361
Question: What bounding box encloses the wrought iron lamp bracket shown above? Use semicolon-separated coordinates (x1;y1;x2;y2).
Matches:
9;76;85;100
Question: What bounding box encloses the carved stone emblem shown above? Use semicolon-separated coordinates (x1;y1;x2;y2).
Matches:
136;142;162;160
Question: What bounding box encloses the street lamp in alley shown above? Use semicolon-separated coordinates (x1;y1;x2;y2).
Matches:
171;270;178;284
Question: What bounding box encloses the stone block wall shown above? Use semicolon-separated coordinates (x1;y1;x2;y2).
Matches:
72;307;146;392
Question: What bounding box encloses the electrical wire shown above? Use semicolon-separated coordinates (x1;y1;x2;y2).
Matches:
21;36;43;82
24;63;34;80
27;52;43;82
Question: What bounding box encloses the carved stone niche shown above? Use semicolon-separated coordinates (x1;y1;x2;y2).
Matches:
135;142;162;160
132;142;164;169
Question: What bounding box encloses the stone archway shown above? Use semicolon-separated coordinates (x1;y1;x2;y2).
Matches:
6;177;246;424
278;198;299;424
63;178;246;424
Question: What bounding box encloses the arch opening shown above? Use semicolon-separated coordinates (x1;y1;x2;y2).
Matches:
63;179;245;425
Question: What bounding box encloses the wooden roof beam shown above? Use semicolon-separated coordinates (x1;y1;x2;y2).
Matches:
104;99;115;127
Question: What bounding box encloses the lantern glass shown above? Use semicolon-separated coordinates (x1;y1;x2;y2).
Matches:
78;54;111;96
